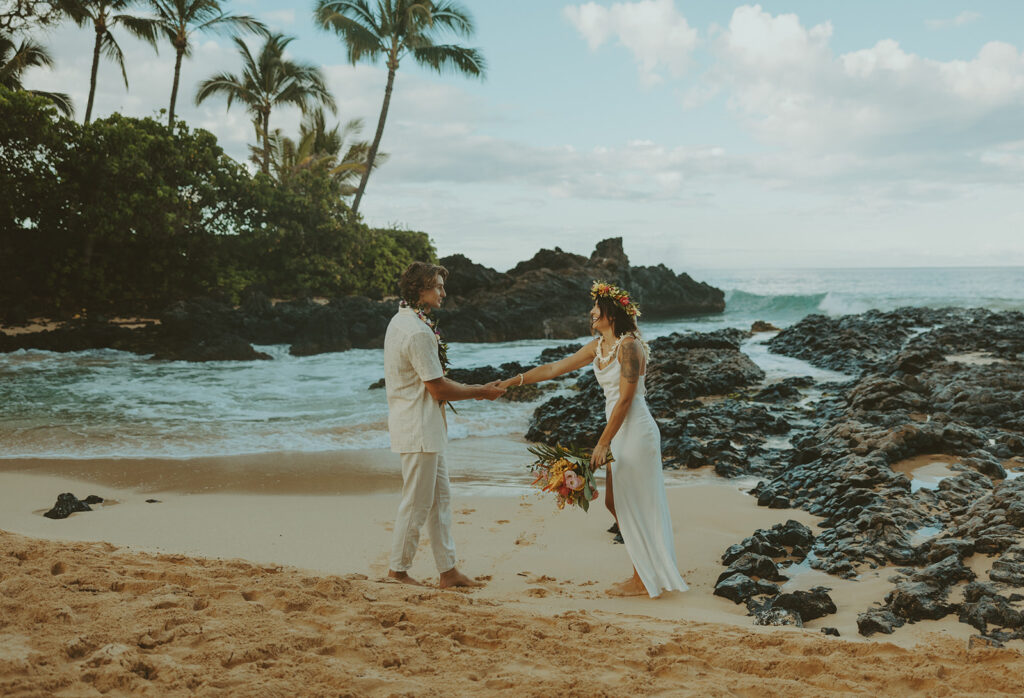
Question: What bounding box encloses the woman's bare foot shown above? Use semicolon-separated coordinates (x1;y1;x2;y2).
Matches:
439;567;484;589
606;576;648;597
387;570;425;586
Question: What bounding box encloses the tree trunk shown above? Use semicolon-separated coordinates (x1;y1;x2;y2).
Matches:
351;64;397;216
168;46;184;127
85;26;103;124
262;110;271;175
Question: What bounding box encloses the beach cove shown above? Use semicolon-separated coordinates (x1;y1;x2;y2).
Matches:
4;267;1024;695
4;442;1022;696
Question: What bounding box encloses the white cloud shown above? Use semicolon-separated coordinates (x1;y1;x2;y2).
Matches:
711;5;1024;155
925;11;981;30
564;0;698;84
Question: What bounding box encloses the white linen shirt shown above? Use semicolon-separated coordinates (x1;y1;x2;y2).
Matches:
384;307;447;453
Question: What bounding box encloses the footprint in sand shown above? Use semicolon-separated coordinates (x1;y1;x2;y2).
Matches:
514;533;536;546
495;520;510;524
458;508;476;515
526;588;548;598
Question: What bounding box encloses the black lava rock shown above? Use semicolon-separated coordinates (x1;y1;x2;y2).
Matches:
857;608;906;636
43;493;92;520
771;587;838;622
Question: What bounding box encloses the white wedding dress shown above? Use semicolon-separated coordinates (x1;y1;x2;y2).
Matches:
595;351;688;598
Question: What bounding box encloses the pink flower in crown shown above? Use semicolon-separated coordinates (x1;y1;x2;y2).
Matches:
620;296;629;306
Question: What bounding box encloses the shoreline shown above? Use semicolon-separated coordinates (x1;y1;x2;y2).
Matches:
0;436;554;496
0;461;991;648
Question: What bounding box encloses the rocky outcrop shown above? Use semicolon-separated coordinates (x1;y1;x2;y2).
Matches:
526;330;777;474
749;308;1024;641
434;238;724;343
766;308;1024;375
0;238;724;360
712;520;835;627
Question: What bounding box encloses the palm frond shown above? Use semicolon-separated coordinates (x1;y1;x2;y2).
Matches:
313;6;385;64
0;37;55;86
99;32;129;87
31;89;74;117
194;72;250;109
116;13;161;48
426;1;474;37
194;8;265;35
411;43;484;77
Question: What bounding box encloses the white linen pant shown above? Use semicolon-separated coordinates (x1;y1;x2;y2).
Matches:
389;452;457;573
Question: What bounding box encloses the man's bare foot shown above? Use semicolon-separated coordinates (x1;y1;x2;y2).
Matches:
439;567;484;589
606;577;648;597
387;570;425;586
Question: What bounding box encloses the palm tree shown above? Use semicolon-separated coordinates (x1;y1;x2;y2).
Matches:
0;32;74;116
313;0;485;215
145;0;265;127
195;33;337;175
257;108;386;194
63;0;161;124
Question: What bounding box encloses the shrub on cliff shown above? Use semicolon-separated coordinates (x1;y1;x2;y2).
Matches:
0;86;434;316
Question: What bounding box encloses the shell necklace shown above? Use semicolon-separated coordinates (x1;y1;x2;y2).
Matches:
596;334;625;367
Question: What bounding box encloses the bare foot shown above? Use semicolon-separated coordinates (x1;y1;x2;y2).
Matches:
439;567;484;589
606;577;648;597
387;570;425;586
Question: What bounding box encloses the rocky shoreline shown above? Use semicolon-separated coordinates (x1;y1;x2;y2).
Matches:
6;253;1024;644
526;307;1024;643
0;238;723;361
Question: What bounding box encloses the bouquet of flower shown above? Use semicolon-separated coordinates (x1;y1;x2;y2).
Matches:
527;443;605;512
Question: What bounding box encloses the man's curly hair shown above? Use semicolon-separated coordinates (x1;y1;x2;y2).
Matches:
399;262;448;306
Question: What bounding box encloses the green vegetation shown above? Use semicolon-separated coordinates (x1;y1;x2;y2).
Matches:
0;1;486;318
0;87;436;318
314;0;485;214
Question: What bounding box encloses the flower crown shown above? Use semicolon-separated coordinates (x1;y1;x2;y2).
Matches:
590;280;641;318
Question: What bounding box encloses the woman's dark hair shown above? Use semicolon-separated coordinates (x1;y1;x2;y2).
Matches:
595;296;638;337
399;262;448;305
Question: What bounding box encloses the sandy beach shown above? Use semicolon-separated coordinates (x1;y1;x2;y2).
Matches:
3;437;1022;695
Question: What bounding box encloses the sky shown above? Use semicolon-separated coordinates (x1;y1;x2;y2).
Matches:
19;0;1024;271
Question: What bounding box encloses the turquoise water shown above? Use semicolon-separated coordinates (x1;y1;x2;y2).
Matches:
1;267;1021;459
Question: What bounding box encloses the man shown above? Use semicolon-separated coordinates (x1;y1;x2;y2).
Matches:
384;261;505;588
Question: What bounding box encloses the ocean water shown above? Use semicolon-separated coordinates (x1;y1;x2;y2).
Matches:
1;267;1021;461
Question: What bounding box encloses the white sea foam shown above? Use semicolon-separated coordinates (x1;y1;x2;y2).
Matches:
816;291;872;316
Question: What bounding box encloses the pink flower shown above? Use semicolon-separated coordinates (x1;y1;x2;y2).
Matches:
558;485;571;497
620;296;629;306
564;470;584;491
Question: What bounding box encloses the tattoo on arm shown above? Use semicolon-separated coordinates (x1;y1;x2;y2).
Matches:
620;340;641;384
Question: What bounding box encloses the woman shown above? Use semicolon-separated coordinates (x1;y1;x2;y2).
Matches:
499;282;688;598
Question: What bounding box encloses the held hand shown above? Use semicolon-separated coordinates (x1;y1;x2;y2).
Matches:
479;380;506;401
590;442;610;469
496;376;518;390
